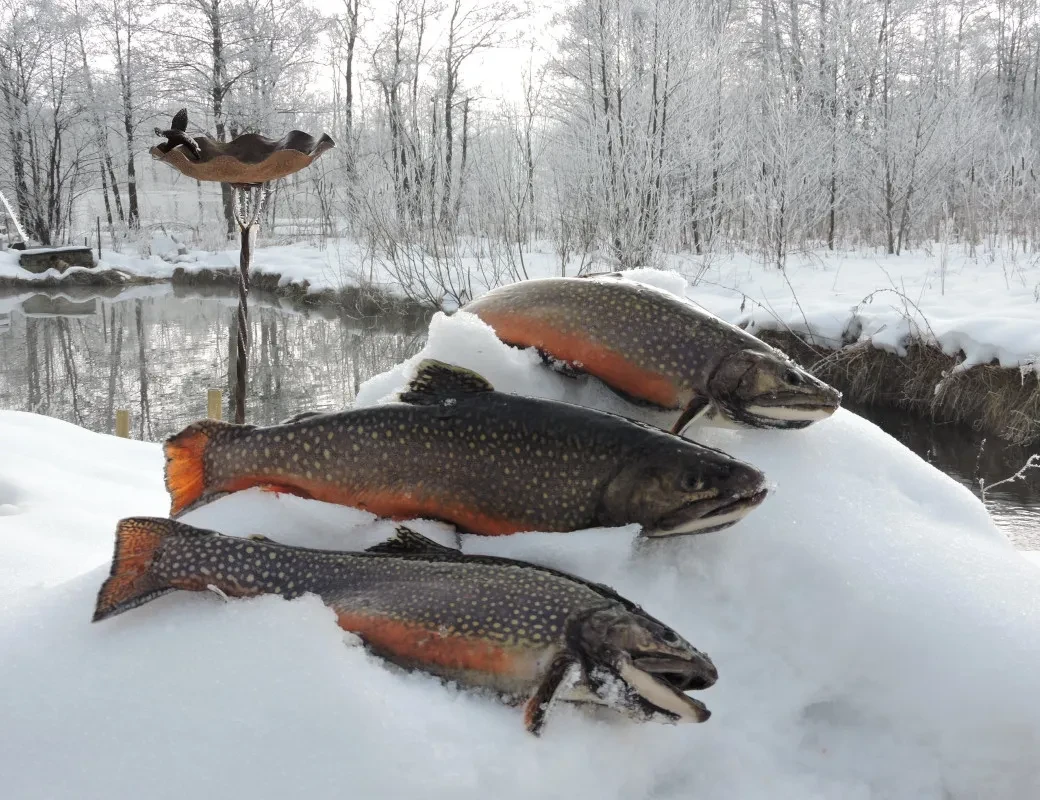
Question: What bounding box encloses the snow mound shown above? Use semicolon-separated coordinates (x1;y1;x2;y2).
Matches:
3;306;1040;796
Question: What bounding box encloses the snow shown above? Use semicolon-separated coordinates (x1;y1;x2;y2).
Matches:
3;279;1040;797
685;249;1040;373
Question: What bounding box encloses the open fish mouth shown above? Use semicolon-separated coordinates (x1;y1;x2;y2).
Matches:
745;389;842;424
646;487;769;537
747;401;838;422
618;657;713;723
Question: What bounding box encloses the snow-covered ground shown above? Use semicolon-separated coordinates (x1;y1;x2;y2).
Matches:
3;240;1038;377
2;288;1040;799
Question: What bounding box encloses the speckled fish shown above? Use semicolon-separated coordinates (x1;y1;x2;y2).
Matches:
165;359;768;536
93;518;719;735
462;275;841;433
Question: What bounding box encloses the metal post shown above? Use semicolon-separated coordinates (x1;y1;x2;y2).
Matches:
231;184;268;425
96;216;102;259
115;409;130;438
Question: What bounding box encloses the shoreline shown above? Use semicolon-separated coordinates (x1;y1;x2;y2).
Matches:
761;330;1040;446
3;264;1036;445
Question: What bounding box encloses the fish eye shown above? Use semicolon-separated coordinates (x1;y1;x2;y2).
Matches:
661;630;680;646
681;472;703;491
784;369;804;386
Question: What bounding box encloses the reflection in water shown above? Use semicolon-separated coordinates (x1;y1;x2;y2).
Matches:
0;289;1036;549
0;288;427;442
849;403;1040;550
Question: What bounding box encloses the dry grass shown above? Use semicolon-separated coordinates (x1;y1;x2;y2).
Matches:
760;331;1040;445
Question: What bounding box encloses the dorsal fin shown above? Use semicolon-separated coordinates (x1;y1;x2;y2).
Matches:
365;526;463;557
280;410;324;424
398;359;494;405
578;270;624;280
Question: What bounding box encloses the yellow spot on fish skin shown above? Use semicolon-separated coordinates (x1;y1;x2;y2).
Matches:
246;547;254;553
264;448;270;457
287;433;295;441
303;443;311;452
328;432;334;440
353;444;360;452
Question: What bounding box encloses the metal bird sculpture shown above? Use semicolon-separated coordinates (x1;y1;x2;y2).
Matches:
154;108;202;161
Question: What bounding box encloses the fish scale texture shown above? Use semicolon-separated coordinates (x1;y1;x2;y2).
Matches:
466;277;763;386
186;390;756;534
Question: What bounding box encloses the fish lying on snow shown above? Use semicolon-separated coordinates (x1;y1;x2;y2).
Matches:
462;275;841;433
93;518;719;735
165;359;767;536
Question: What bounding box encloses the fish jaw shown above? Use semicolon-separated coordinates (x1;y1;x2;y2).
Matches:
572;659;712;724
617;657;712;722
644;486;769;537
743;398;839;426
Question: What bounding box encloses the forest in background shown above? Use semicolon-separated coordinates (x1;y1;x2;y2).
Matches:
4;0;1040;273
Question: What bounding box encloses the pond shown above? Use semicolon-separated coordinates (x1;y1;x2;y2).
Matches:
1;287;1037;549
0;287;428;439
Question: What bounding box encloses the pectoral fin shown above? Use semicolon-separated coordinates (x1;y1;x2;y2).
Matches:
670;394;711;435
523;654;582;736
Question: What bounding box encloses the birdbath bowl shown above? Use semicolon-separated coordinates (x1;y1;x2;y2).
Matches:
149;130;336;187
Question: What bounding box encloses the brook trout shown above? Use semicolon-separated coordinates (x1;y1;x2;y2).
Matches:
462;275;841;433
165;360;767;536
93;518;719;735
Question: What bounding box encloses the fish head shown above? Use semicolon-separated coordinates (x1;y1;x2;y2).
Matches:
573;605;717;723
600;440;768;536
708;348;841;429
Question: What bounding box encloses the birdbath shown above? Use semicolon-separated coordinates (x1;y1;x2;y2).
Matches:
151;109;335;423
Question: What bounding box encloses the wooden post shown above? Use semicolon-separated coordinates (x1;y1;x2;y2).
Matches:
115;409;130;438
207;388;223;420
96;216;102;259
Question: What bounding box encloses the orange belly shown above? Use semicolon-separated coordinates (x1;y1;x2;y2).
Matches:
335;610;523;677
475;308;680;408
224;477;532;536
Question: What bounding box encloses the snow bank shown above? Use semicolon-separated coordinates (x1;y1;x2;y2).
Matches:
3;297;1040;797
686;249;1040;373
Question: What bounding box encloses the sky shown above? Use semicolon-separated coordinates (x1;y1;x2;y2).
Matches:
307;0;558;105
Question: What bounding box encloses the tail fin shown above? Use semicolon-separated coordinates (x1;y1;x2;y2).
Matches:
164;419;237;518
93;517;189;622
